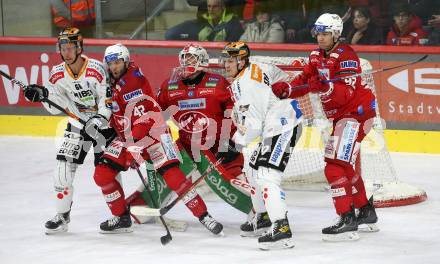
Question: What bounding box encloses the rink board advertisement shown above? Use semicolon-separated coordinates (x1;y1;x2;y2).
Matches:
1;38;440;131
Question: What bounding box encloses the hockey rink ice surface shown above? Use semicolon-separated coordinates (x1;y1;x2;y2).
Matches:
0;136;439;264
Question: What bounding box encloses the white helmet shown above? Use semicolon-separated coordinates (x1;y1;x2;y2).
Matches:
179;44;209;68
104;43;130;64
312;13;343;41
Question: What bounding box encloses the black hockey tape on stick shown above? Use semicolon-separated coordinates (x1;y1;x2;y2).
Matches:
133;166;173;245
130;158;224;218
0;69;86;125
290;55;429;91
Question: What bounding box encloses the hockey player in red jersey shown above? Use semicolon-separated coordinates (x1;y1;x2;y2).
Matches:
155;44;253;221
94;43;223;234
271;13;379;241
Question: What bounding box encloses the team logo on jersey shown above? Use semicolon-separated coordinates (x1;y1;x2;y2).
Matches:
178;111;209;133
188;91;195;97
340;60;358;69
85;68;104;83
197;88;215;96
177;98;206;110
49;72;64;84
123;89;143;102
168;90;185;98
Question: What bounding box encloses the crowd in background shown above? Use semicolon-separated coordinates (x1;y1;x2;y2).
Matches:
47;0;440;46
165;0;440;46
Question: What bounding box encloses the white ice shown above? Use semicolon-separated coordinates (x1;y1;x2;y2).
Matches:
0;136;439;264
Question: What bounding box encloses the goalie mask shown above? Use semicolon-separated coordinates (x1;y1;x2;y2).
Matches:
171;44;209;81
311;13;343;42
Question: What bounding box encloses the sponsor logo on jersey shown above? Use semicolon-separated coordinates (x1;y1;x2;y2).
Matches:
280;117;287;126
188;90;195;97
269;130;292;166
168;84;178;90
119;79;126;87
311;50;320;56
111;101;120;112
177;98;206;110
208;77;220;82
49;72;64;84
205;82;217;87
340;60;358;69
197;88;215;96
133;70;143;77
85;68;104;83
168;90;185;98
330;52;340;59
123;88;143;102
336;121;359;162
178;111;209;133
337;48;344;52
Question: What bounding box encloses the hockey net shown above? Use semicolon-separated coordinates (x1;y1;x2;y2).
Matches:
211;56;427;208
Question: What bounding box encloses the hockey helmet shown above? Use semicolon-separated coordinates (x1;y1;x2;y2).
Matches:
57;27;83;48
311;13;343;41
221;41;250;60
172;44;209;80
104;43;130;64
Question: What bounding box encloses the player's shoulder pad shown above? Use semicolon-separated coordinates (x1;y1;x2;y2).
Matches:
48;62;65;84
85;58;106;83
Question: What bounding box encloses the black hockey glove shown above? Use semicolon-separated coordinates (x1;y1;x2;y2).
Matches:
216;139;241;164
23;84;48;102
84;114;109;139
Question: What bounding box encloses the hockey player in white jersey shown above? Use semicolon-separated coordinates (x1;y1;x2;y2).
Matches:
23;27;114;234
221;42;303;250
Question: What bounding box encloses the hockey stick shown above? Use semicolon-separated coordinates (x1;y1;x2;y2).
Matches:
290;55;429;91
133;166;172;245
0;69;86;125
131;158;223;217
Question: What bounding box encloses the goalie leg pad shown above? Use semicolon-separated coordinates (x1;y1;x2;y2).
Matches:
94;164;126;216
53;160;77;213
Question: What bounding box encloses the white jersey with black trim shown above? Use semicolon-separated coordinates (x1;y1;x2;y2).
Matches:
43;55;112;128
229;62;302;147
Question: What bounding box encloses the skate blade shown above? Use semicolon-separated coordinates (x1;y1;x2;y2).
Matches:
322;231;360;242
156;217;188;232
259;238;295;250
99;228;133;234
240;227;269;237
358;223;379;233
45;225;68;235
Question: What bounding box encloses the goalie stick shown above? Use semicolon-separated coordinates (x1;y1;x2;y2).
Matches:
0;70;86;125
130;158;224;217
288;54;429;92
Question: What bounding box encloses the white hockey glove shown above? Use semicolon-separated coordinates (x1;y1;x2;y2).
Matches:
84;114;109;139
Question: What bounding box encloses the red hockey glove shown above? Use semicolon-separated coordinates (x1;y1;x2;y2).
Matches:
271;81;291;99
308;75;327;93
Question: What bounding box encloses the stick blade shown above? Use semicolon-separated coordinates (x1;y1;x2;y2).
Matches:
130;205;161;217
161;234;172;245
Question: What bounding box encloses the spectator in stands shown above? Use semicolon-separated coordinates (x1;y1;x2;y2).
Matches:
345;7;383;45
386;3;428;46
427;12;440;45
294;0;351;43
198;0;243;41
239;2;284;43
50;0;95;37
165;0;243;42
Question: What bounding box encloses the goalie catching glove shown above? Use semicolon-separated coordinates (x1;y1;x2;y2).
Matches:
24;84;48;102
